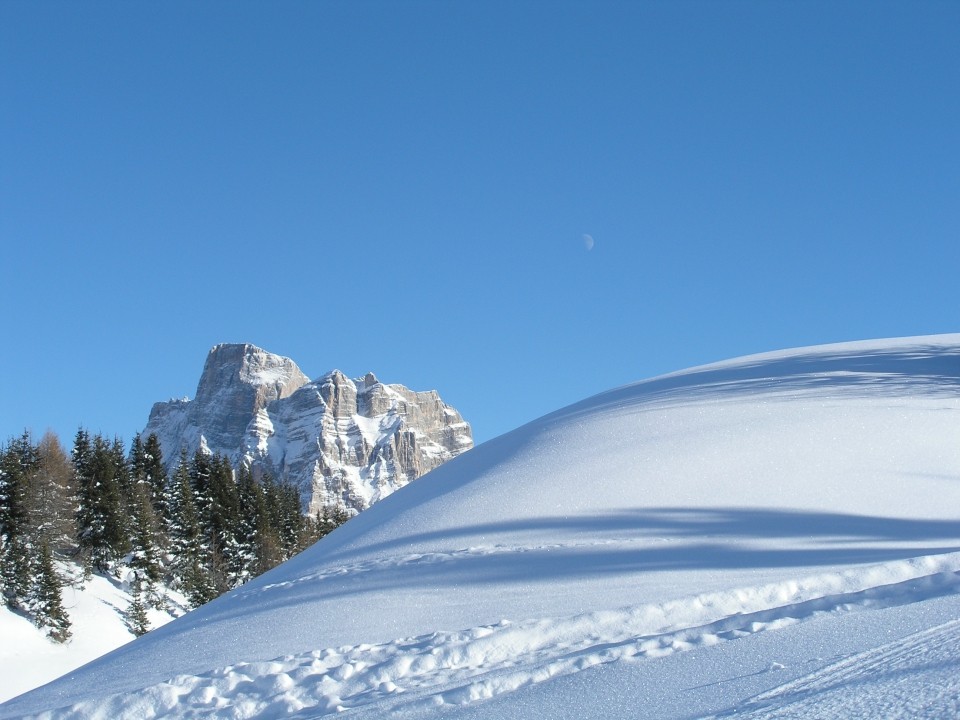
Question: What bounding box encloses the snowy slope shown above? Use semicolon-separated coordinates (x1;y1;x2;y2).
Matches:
0;566;187;705
3;334;960;718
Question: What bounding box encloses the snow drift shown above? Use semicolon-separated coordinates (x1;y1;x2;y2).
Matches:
3;334;960;719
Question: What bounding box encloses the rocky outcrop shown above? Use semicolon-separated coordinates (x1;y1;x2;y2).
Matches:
144;344;473;514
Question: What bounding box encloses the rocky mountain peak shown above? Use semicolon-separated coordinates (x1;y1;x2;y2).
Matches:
145;345;473;513
187;344;310;455
198;343;309;397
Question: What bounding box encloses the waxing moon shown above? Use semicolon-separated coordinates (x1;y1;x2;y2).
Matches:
582;234;595;251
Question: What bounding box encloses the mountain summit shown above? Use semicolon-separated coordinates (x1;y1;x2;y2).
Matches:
143;344;473;513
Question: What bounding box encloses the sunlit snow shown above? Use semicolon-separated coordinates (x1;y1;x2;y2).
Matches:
0;566;186;705
3;334;960;719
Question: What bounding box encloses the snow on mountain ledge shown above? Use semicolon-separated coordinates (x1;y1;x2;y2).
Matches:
142;344;473;514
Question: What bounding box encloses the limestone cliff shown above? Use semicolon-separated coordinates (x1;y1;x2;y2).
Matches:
144;344;473;513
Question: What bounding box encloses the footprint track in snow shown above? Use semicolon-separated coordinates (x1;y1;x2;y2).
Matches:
33;551;960;719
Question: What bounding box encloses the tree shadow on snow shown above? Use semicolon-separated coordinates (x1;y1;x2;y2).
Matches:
246;506;960;606
330;506;960;560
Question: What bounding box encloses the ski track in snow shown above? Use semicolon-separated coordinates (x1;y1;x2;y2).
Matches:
26;550;960;720
712;619;960;718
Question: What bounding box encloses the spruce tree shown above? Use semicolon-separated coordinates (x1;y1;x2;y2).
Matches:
232;466;276;582
261;475;306;561
111;437;135;517
277;481;306;557
167;451;197;563
1;433;40;608
124;576;150;638
313;503;350;542
71;428;93;480
129;433;148;503
1;535;32;609
31;541;71;643
141;433;169;526
75;433;130;573
315;506;335;539
128;435;165;587
0;433;36;544
168;451;214;607
208;455;239;549
189;449;213;539
128;481;163;587
72;429;94;575
205;454;239;593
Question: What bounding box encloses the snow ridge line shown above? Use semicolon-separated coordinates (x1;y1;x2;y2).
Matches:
27;552;960;719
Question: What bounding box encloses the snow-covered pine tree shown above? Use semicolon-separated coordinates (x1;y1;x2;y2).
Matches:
168;451;215;607
260;475;307;562
72;429;94;578
0;432;40;608
141;433;169;527
0;432;37;543
112;436;137;519
231;465;277;583
124;575;150;638
75;432;130;573
129;433;170;529
127;434;166;589
189;449;213;540
128;479;163;587
312;503;351;543
205;454;239;594
1;535;32;609
30;540;71;643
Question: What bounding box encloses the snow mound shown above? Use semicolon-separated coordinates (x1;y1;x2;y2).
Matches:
3;334;960;719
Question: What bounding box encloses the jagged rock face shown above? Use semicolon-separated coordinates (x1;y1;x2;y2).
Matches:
192;344;311;453
144;344;473;514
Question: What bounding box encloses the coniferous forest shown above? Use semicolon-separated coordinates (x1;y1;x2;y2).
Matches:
0;429;349;642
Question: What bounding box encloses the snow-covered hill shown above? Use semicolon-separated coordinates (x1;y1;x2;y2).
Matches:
3;334;960;719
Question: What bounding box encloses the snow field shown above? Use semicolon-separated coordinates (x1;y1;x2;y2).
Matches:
5;334;960;718
26;550;960;719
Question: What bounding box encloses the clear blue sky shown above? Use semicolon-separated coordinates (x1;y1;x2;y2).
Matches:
2;1;958;448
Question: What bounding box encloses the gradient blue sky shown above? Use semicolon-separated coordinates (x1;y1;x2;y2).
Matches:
2;1;959;448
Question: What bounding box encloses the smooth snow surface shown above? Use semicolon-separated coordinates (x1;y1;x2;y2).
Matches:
3;335;960;719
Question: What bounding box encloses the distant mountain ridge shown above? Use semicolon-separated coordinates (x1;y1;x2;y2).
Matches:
144;344;473;513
